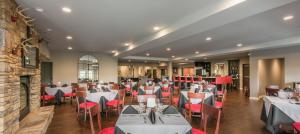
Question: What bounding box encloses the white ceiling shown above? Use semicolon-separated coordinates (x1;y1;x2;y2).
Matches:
16;0;300;62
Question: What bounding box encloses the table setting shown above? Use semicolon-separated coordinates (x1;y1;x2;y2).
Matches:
115;104;192;134
44;86;73;104
177;86;215;112
85;88;119;111
261;89;300;134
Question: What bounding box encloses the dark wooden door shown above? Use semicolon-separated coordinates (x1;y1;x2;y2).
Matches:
243;64;250;97
41;62;53;84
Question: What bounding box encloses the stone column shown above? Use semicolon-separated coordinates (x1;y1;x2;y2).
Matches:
168;61;172;81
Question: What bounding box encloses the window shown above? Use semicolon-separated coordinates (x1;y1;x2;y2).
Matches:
78;55;99;83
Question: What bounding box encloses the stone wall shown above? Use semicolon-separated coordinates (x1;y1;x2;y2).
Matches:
0;0;41;133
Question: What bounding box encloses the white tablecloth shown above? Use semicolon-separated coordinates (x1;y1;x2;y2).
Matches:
86;90;118;102
264;96;300;122
140;86;160;94
181;91;213;104
45;86;73;96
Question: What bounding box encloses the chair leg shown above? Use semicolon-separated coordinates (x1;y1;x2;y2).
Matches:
88;110;95;134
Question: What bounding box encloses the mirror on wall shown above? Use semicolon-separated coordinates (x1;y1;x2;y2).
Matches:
78;55;99;83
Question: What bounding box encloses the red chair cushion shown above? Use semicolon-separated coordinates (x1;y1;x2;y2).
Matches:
293;122;300;132
184;103;202;112
132;91;138;96
63;93;75;97
99;127;114;134
217;91;224;95
162;92;171;97
215;101;223;108
192;128;206;134
106;100;123;107
41;95;55;101
172;97;179;105
125;87;131;92
79;102;97;109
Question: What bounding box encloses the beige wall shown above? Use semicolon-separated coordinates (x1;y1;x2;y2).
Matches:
250;45;300;98
51;51;118;84
258;58;284;95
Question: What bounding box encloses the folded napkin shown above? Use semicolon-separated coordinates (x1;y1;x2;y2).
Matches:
162;106;178;114
102;87;111;92
148;109;156;124
122;105;139;114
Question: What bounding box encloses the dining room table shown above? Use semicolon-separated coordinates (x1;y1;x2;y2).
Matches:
45;86;73;104
115;105;192;134
85;89;119;111
177;90;215;113
261;95;300;134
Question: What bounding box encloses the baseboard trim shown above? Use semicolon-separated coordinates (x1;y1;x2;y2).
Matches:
249;97;259;100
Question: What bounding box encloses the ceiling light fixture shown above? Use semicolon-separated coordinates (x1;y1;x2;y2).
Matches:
153;26;161;31
35;7;44;12
66;36;73;40
124;43;130;46
171;55;175;58
67;46;72;50
283;15;294;21
206;37;212;41
62;7;72;13
185;58;188;61
111;50;117;53
46;28;52;32
166;48;171;51
195;51;199;54
237;43;243;47
146;53;150;56
114;52;119;56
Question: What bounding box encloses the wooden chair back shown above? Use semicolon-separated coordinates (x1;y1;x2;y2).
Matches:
118;89;126;105
89;104;101;134
200;104;222;134
187;92;205;111
266;86;279;96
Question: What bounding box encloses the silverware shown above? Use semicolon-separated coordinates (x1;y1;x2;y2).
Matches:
158;116;164;124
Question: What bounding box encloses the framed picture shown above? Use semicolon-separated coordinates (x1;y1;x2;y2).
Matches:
22;41;39;68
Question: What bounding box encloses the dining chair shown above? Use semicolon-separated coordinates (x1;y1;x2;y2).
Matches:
161;86;172;104
293;122;300;133
144;85;155;95
106;89;126;117
75;91;98;122
266;85;280;96
130;85;139;103
63;85;77;104
215;89;227;112
40;85;55;106
192;104;222;134
185;92;205;122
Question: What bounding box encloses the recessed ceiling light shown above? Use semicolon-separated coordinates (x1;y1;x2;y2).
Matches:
66;36;72;40
62;7;72;13
67;46;72;50
114;52;119;56
46;28;52;32
111;50;117;53
195;51;199;54
124;43;130;46
185;58;188;61
35;7;44;12
153;26;161;31
283;15;294;21
146;53;150;56
206;37;212;41
171;55;175;58
248;53;251;56
166;48;171;51
237;43;243;47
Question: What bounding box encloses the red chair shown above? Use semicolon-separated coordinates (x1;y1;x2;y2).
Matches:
63;86;77;104
215;89;227;111
198;76;203;81
192;104;221;134
106;90;126;117
41;85;55;106
215;77;226;96
75;91;98;122
185;92;205;122
293;122;300;133
184;75;192;83
190;76;195;83
161;86;171;104
173;75;179;82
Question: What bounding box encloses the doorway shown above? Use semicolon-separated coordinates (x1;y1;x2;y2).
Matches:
41;62;53;84
243;64;250;97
